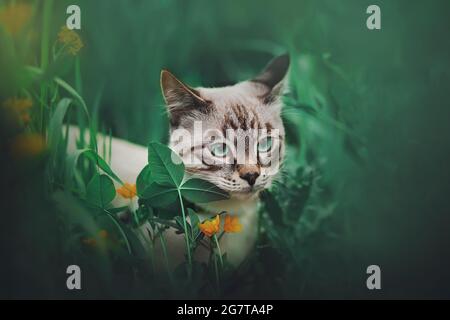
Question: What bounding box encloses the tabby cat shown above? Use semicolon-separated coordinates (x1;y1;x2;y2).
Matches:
69;54;290;269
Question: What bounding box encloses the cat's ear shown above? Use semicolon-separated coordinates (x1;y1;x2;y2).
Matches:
160;70;210;126
252;54;290;100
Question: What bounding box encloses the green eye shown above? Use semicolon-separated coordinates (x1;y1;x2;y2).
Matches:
258;137;272;153
210;143;228;157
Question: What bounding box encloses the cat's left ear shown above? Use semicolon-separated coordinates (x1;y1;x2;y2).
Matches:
160;70;210;126
252;54;290;100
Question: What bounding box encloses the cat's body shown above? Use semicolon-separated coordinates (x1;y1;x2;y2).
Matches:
67;54;290;270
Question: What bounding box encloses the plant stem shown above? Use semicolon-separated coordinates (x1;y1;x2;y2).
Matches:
75;56;82;94
140;227;156;275
103;209;132;255
158;228;175;288
213;254;220;295
213;234;224;268
177;190;192;278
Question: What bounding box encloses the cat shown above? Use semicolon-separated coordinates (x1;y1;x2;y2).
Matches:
67;54;290;270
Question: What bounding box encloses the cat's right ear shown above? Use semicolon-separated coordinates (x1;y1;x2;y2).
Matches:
160;70;210;126
252;54;290;99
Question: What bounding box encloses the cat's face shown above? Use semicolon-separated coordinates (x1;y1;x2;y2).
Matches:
161;55;289;200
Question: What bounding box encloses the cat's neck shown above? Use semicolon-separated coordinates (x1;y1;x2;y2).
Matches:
197;193;260;217
196;194;260;266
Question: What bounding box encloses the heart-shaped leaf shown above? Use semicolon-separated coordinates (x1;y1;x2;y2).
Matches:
140;182;178;207
136;164;152;196
181;178;229;203
86;174;116;209
148;142;184;187
140;143;229;208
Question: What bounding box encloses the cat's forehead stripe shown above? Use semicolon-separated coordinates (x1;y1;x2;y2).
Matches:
253;110;261;129
222;104;264;133
234;104;248;130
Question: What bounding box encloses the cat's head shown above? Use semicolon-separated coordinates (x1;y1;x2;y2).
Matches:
161;54;289;200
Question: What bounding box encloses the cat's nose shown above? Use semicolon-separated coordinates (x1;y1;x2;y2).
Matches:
239;172;260;186
237;165;261;186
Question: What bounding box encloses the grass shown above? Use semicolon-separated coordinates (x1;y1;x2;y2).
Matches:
1;0;450;299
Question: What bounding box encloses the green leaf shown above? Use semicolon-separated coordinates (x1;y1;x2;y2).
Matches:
152;205;180;220
55;76;89;117
65;148;87;190
141;142;227;212
181;178;229;203
174;216;187;233
136;164;152;196
132;205;153;228
25;66;89;117
83;149;123;185
140;182;178;207
47;98;72;151
86;174;116;209
65;148;123;188
188;208;201;241
148;142;184;187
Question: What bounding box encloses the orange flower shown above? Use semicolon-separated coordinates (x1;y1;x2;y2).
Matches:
11;133;46;158
116;183;137;199
224;214;243;233
0;3;33;36
199;215;220;237
57;26;83;55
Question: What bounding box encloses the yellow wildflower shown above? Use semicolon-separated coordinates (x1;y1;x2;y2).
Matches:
224;214;243;233
57;26;83;55
11;133;46;158
199;215;220;237
117;183;137;199
3;98;33;125
0;3;33;36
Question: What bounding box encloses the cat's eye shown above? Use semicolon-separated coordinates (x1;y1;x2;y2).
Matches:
258;137;273;153
210;143;229;158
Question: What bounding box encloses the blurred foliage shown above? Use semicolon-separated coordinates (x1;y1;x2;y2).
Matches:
1;0;450;299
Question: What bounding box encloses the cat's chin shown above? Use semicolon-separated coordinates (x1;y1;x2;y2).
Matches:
229;189;261;201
